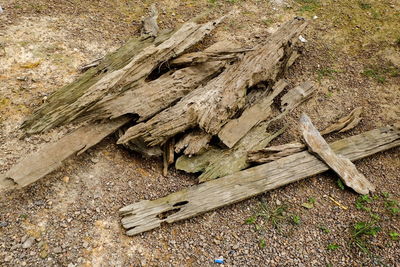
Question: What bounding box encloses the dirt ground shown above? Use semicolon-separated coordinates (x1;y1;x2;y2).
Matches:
0;0;399;266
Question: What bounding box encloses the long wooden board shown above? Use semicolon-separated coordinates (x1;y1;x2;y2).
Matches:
0;117;130;189
300;114;375;194
120;125;399;236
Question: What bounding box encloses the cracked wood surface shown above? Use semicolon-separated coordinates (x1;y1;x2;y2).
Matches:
117;18;308;146
120;125;399;236
218;79;288;148
248;107;363;163
86;41;238;123
300;113;375;195
175;81;316;182
22;18;224;134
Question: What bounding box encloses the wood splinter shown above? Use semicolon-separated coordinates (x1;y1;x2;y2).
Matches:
300;113;375;195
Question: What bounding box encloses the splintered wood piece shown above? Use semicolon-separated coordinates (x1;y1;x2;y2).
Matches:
163;138;175;176
22;17;224;134
280;81;315;112
247;143;305;163
0;117;130;189
248;107;364;164
218;79;288;148
141;4;159;38
175;80;316;181
320;107;363;135
118;18;308;146
120;126;399;236
170;48;252;66
300;114;375;194
174;129;212;156
116;129;163;158
86;41;236;123
176;127;285;182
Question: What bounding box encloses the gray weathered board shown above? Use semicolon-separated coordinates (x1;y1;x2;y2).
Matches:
300;114;375;195
117;18;308;146
120;125;399;236
175;81;315;182
248;107;363;163
0;117;130;189
22;17;224;134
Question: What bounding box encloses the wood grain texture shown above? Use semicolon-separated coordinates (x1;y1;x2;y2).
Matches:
300;113;375;194
22;18;223;134
175;81;316;181
118;18;308;146
248;107;363;164
280;80;315;112
170;48;252;66
86;41;236;123
320;107;362;135
174;130;212;156
120;125;399;236
218;79;288;148
0;117;130;189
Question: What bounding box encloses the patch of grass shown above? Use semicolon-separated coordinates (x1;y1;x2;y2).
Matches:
327;243;340;250
355;195;373;212
358;1;372;9
369;213;380;221
385;199;399;216
337;179;345;190
292;215;301;225
259;239;267;248
317;68;338;81
389;231;399;241
351;220;381;253
296;0;320;12
319;225;331;234
245;202;288;230
362;68;386;83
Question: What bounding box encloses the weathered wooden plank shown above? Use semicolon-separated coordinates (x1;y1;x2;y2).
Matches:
280;81;315;112
248;107;363;163
86;41;236;123
176;127;285;182
22;18;224;134
320;107;362;135
0;117;130;189
218;79;288;148
117;18;308;146
120;125;399;236
248;142;306;163
174;129;212;156
175;81;315;181
300;114;375;194
170;48;252;66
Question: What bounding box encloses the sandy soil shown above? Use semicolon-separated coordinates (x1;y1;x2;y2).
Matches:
0;0;399;266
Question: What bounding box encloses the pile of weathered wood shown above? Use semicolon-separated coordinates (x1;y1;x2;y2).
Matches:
1;15;399;236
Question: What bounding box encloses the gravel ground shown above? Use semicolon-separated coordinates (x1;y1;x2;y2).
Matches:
0;0;399;266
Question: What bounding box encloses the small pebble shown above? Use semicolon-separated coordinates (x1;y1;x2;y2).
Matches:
63;176;70;183
0;221;8;227
22;237;35;249
299;35;308;43
54;247;62;254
